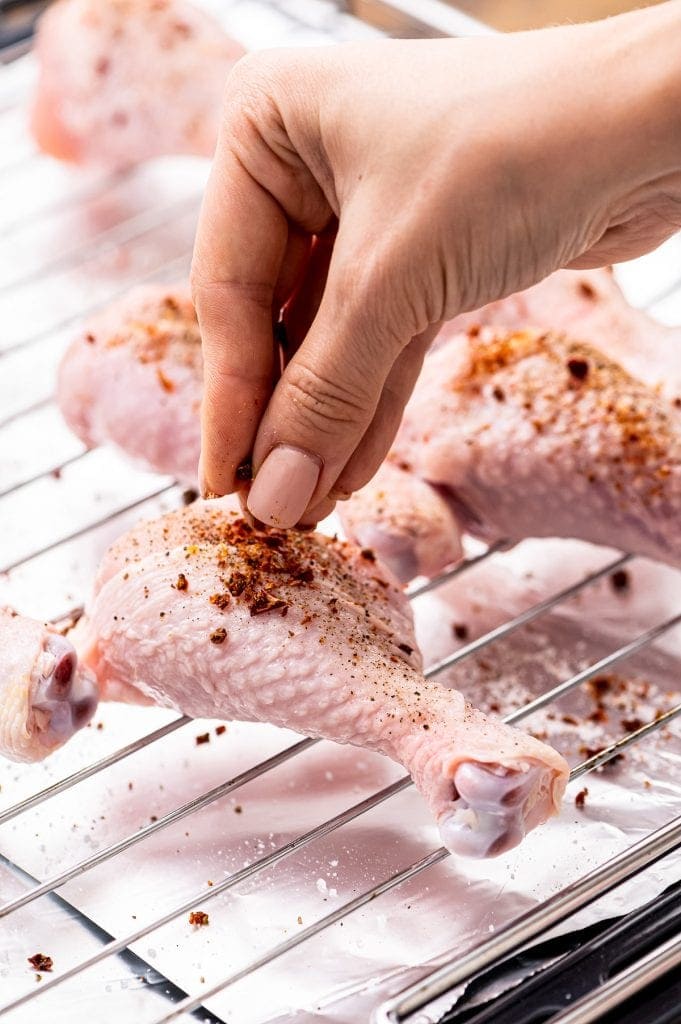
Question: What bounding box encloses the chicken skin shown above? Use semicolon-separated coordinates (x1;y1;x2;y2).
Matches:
341;327;681;582
0;607;97;763
58;285;202;481
440;267;681;403
3;502;567;856
31;0;244;169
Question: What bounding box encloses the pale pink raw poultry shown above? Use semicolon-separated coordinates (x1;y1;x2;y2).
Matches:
0;607;97;763
31;0;244;169
67;500;567;858
341;326;681;582
439;267;681;402
58;285;203;481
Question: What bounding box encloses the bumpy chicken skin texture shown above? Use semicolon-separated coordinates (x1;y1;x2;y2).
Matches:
78;500;567;858
440;267;681;403
58;285;202;481
31;0;244;169
0;607;97;763
341;327;681;582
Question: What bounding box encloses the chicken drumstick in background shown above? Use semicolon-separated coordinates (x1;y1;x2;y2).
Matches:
31;0;244;169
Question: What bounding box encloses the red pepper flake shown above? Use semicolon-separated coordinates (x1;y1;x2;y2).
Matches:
360;548;376;562
182;488;198;505
189;911;209;927
621;716;645;733
453;623;469;641
210;628;227;645
27;954;52;972
234;805;242;814
579;280;597;300
156;367;175;392
398;643;414;655
492;385;505;402
567;357;589;381
215;725;227;736
173;573;189;591
84;332;96;344
249;593;288;616
195;732;210;745
575;787;588;808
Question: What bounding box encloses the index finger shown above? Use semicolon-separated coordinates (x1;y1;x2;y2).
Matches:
192;142;288;497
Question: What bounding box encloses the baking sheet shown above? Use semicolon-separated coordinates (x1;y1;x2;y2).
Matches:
1;2;681;1022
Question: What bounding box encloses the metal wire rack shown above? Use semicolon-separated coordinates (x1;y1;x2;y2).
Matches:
2;1;681;1022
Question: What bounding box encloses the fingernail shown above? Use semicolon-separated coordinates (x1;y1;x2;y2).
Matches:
247;445;321;528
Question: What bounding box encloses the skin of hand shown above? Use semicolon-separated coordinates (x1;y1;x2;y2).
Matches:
192;1;681;529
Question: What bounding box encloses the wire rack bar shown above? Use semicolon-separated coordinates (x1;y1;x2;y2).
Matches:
405;539;508;597
547;930;681;1024
0;716;190;827
425;553;631;677
0;393;50;430
570;700;681;781
0;168;127;238
0;447;87;499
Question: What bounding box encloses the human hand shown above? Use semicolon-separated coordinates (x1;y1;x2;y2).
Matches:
192;2;681;528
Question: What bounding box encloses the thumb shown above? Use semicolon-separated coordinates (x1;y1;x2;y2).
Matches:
246;243;411;529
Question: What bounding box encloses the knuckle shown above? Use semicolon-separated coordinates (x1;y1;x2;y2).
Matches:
284;361;372;437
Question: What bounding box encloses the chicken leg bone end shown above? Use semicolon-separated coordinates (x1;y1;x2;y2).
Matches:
0;609;98;762
32;634;98;742
438;760;564;858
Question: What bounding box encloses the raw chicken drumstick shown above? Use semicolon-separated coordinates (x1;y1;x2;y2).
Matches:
4;501;568;856
341;325;681;582
0;607;98;762
58;285;202;481
31;0;245;169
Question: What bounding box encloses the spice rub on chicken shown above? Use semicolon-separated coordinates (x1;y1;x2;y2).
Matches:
77;499;568;858
58;285;203;481
439;266;681;404
30;0;245;169
341;326;681;582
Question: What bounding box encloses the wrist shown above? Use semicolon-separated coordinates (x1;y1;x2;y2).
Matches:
593;2;681;186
